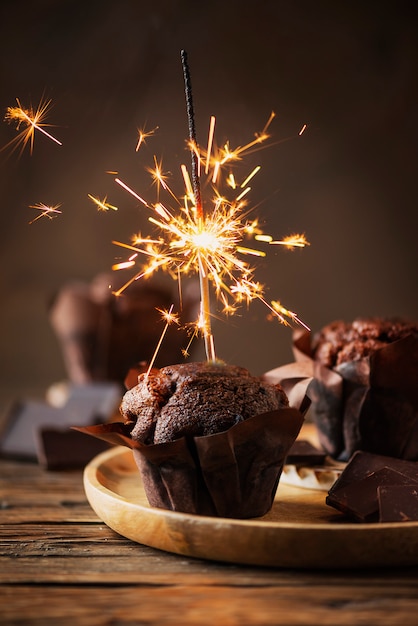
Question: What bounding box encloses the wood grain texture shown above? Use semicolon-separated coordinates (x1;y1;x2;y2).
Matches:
2;450;418;625
2;584;418;626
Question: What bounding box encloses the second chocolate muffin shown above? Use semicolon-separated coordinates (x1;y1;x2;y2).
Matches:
293;317;418;461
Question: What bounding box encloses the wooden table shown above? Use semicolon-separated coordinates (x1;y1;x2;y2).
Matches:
2;454;418;626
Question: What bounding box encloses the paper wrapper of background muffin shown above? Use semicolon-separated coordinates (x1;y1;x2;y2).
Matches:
265;328;418;462
76;371;310;519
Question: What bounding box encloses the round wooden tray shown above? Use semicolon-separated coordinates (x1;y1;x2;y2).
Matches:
83;446;418;569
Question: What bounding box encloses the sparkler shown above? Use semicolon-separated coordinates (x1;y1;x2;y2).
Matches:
1;52;309;369
181;49;214;361
3;97;62;155
105;51;309;362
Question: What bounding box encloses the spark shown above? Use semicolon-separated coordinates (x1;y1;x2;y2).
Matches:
28;202;62;224
146;305;180;377
205;116;216;174
270;234;310;249
147;156;180;205
135;125;158;151
227;173;236;189
3;97;62;155
235;187;251;202
180;164;195;202
115;177;149;206
112;258;136;271
255;234;272;243
241;166;261;188
88;194;118;212
271;301;310;331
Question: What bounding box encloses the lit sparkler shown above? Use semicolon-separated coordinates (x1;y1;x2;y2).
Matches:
28;202;62;224
3;97;62;155
97;51;309;361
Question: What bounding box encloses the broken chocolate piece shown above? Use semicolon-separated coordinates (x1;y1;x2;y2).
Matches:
328;450;418;493
285;439;327;465
326;466;418;522
0;383;121;467
378;485;418;522
37;427;110;470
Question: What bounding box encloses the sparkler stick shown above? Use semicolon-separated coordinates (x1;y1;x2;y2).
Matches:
181;50;202;218
181;49;216;362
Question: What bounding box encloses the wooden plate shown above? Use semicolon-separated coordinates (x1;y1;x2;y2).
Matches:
84;446;418;569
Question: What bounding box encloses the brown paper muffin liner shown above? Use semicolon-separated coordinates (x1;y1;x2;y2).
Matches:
75;405;305;518
265;330;418;462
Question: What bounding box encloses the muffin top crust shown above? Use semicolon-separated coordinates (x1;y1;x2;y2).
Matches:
120;361;289;444
312;317;418;368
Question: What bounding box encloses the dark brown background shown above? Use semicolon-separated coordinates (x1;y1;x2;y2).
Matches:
0;1;417;402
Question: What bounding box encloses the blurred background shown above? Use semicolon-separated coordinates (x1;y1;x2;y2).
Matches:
0;0;417;404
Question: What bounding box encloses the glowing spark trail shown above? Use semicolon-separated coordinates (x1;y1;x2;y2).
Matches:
88;194;118;212
146;305;180;377
3;98;62;155
270;234;309;249
136;126;158;152
28;203;62;224
115;178;149;207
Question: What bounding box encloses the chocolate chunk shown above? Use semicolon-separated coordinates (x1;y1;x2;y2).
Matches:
326;466;418;522
0;383;121;467
329;450;418;493
37;428;110;470
378;485;418;522
285;439;327;465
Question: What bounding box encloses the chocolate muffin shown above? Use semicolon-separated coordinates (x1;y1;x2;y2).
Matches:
121;361;289;445
292;317;418;461
79;360;305;517
312;317;418;369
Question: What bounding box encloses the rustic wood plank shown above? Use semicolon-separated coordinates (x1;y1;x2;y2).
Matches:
0;505;98;524
0;458;96;523
2;584;418;626
3;555;418;587
2;521;418;585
